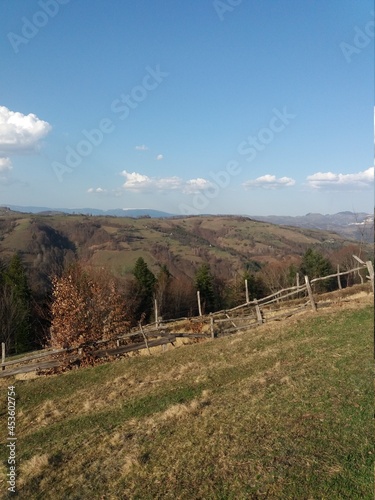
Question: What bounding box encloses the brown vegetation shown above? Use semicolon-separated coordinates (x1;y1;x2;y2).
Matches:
50;264;130;349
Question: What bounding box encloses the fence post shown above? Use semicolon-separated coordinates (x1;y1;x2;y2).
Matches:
154;298;159;327
210;315;215;339
296;272;300;292
304;275;317;312
254;299;263;324
197;291;202;317
337;264;342;290
139;322;151;356
358;270;364;285
366;261;374;293
245;279;249;304
1;343;5;371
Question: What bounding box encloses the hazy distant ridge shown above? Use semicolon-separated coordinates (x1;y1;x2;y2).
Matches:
1;205;373;241
2;205;174;218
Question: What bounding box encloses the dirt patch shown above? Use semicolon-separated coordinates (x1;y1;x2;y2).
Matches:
15;372;39;381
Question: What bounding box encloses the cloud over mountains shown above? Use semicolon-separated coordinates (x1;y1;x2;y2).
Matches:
307;166;374;190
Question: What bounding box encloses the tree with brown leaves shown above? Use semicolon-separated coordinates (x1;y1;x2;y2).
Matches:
50;264;129;349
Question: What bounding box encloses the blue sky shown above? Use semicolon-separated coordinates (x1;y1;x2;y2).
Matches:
0;0;373;216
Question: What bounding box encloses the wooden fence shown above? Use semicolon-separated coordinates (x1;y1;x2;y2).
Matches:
1;258;373;378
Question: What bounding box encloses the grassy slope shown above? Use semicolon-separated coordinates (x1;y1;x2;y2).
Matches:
0;299;373;499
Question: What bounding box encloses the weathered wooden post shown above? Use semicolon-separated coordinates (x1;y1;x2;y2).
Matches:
210;315;215;339
197;290;202;317
358;270;364;284
365;260;374;293
154;298;159;327
337;264;342;290
296;272;300;292
254;299;263;324
139;322;151;356
245;279;249;304
1;343;5;371
304;275;317;312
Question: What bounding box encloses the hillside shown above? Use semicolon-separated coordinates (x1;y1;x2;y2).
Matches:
253;211;374;242
0;210;369;289
3;206;373;241
0;296;372;498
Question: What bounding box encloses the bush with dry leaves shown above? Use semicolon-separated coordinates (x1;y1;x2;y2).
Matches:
49;264;130;349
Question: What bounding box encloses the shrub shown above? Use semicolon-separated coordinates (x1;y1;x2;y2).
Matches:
50;264;129;349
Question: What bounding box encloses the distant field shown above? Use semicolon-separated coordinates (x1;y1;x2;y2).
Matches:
0;298;372;498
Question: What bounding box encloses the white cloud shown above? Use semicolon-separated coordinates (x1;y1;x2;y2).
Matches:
184;178;213;194
0;157;12;173
121;170;212;194
87;187;107;194
156;154;164;161
243;174;296;189
135;145;148;151
121;171;155;191
155;176;181;189
0;105;51;152
307;167;374;189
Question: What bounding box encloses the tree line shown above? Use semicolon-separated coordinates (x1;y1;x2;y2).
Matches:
0;245;369;353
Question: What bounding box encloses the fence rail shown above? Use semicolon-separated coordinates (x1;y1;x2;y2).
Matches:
0;258;372;378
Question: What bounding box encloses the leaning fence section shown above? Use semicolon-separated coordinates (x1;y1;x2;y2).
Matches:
0;259;372;378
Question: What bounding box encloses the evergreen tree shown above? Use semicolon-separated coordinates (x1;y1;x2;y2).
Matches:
156;264;172;319
286;264;300;287
132;257;156;322
244;271;267;301
195;264;216;313
1;254;32;353
300;248;335;292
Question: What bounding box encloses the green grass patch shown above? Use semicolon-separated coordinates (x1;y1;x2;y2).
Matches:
0;303;373;498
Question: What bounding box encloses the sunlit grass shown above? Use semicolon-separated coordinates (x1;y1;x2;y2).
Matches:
0;302;372;498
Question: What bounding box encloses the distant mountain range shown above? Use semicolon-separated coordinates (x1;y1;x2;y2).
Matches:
1;205;173;219
1;205;373;241
252;211;372;227
251;211;374;242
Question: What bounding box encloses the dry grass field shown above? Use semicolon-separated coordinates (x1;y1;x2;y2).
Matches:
0;291;373;499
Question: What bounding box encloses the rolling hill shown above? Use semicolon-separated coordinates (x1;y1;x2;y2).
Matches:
3;205;373;241
0;209;370;291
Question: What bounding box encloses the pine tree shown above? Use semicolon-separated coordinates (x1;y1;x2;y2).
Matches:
2;254;32;353
195;264;216;313
300;248;335;292
132;257;156;322
244;271;267;301
133;257;157;291
156;264;172;318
